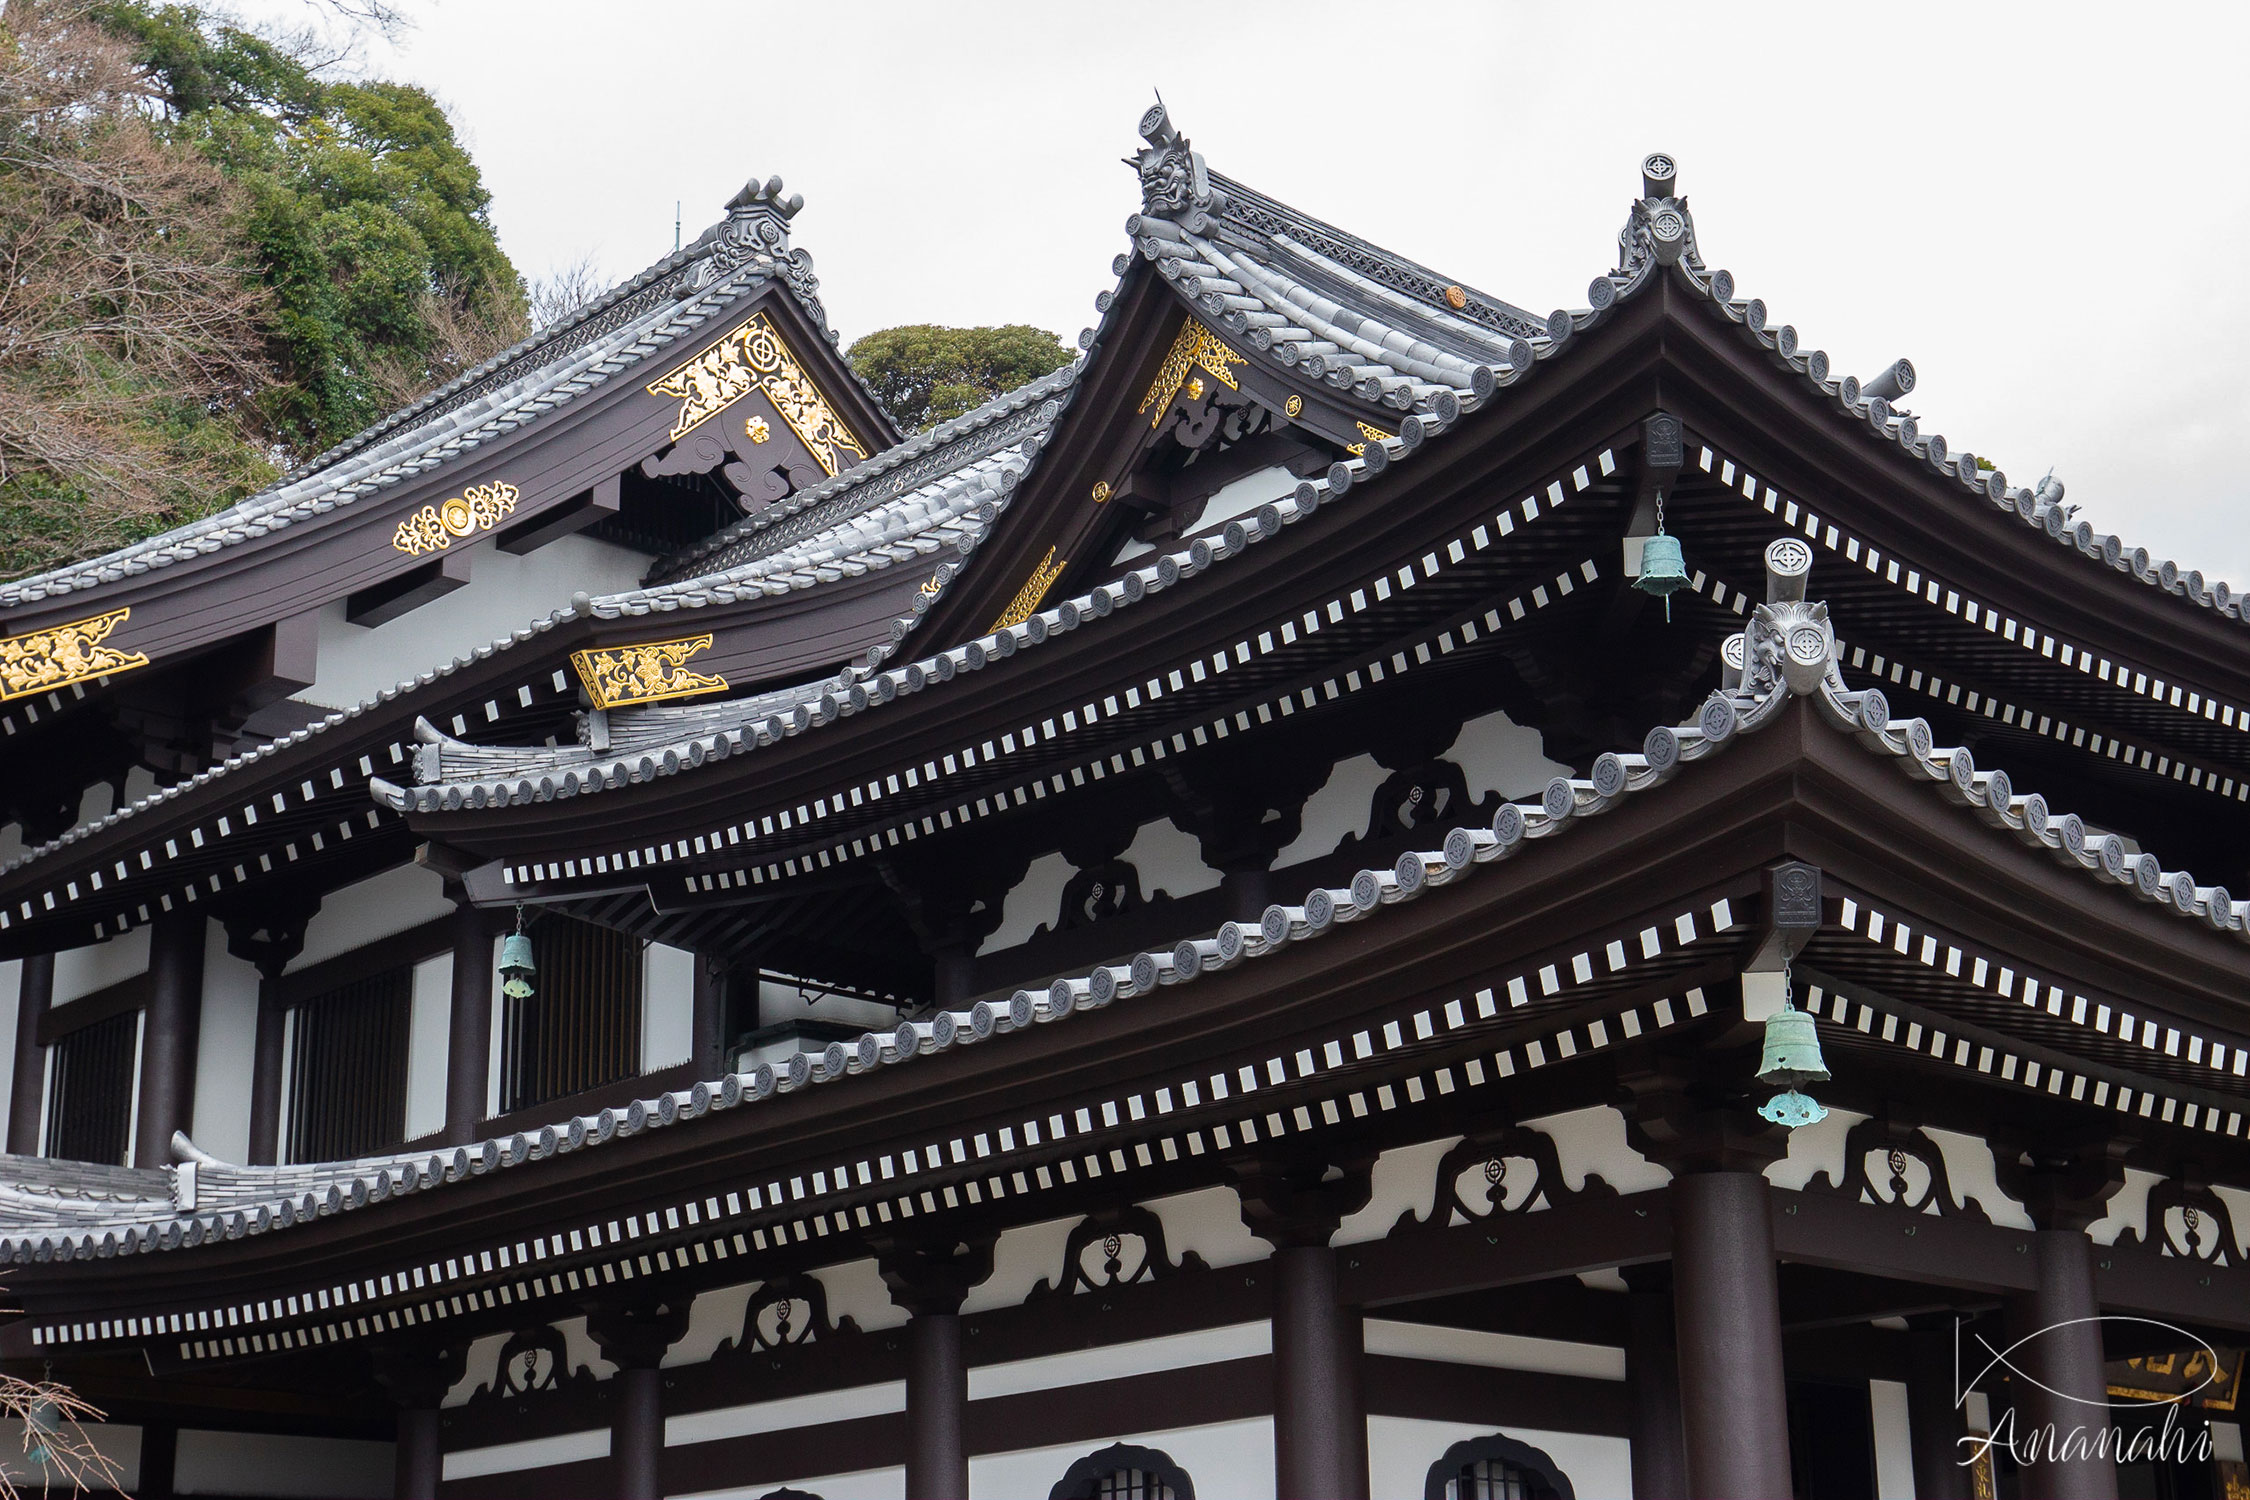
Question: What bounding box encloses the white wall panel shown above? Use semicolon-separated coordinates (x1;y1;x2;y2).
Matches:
287;864;452;974
0;1418;138;1490
175;1430;392;1497
1363;1318;1624;1381
1120;817;1220;901
403;952;453;1142
1524;1105;1672;1195
1272;753;1387;867
1367;1416;1630;1500
1921;1126;2034;1229
1765;1106;1866;1192
1336;1136;1456;1245
1870;1377;1917;1499
0;960;20;1135
1143;1184;1267;1269
809;1257;907;1333
981;852;1074;954
53;927;150;1005
962;1213;1079;1313
441;1428;607;1482
970;1417;1275;1500
189;930;260;1162
1451;706;1571;801
665;1278;755;1368
969;1322;1269;1401
642;942;696;1071
666;1380;904;1447
295;534;648;713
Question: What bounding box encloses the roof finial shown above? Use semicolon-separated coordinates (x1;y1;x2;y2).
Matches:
1618;151;1694;271
1131;93;1223;232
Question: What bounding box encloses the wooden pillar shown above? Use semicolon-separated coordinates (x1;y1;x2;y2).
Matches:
1623;1265;1688;1500
1906;1318;1973;1500
691;955;725;1076
7;952;53;1153
370;1340;464;1500
2006;1230;2118;1500
394;1409;440;1500
443;900;493;1147
138;1423;177;1500
585;1294;691;1500
1232;1156;1374;1500
1271;1242;1369;1499
612;1367;663;1500
1670;1171;1792;1499
245;994;286;1165
877;1238;994;1500
133;914;205;1168
907;1310;968;1499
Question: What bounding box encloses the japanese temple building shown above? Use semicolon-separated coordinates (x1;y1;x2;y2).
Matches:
0;108;2243;1500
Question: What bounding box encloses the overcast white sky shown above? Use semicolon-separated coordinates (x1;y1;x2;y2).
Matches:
246;0;2249;588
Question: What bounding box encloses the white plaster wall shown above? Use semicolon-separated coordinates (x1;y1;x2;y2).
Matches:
554;1313;617;1382
1120;816;1220;901
78;781;114;824
755;978;900;1033
0;822;21;865
53;926;150;1005
963;1213;1079;1313
1337;1136;1456;1245
810;1256;908;1333
1186;464;1301;539
1368;1416;1632;1500
1363;1318;1624;1381
0;1417;138;1489
971;1416;1276;1500
2214;1186;2250;1258
981;852;1073;954
678;1464;901;1500
1272;752;1387;867
294;533;649;712
667;1380;904;1447
665;1278;758;1368
1451;706;1572;802
174;1430;392;1498
1143;1183;1268;1268
1871;1377;1916;1500
286;863;453;974
969;1323;1270;1400
0;960;20;1136
1921;1126;2034;1229
189;930;260;1162
402;952;453;1142
643;942;695;1071
1765;1106;1867;1192
2085;1167;2159;1248
1523;1105;1672;1195
445;1329;508;1407
442;1428;607;1483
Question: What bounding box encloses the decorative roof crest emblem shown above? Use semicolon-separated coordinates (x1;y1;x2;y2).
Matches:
1617;151;1697;272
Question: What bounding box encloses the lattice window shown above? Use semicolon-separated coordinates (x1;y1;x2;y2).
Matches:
501;917;643;1114
288;969;411;1164
1448;1460;1537;1500
45;1011;136;1164
1050;1444;1194;1500
1092;1471;1174;1500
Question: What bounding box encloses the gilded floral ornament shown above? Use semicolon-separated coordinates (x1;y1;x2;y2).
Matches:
570;634;730;711
0;608;148;702
990;547;1067;631
1345;421;1394;457
646;312;868;476
1138;318;1244;429
392;483;520;556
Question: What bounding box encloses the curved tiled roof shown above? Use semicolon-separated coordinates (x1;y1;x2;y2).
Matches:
10;544;2248;1265
0;184;855;610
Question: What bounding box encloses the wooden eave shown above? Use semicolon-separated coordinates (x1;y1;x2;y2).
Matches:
0;283;887;732
12;697;2247;1330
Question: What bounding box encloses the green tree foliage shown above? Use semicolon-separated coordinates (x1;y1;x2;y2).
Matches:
846;324;1074;433
0;0;527;578
99;1;527;450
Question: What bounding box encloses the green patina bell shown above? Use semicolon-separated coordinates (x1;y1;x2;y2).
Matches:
1634;530;1689;620
500;930;536;1002
1756;1002;1830;1127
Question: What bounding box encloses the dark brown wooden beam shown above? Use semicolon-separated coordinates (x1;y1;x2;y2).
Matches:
495;476;619;555
346;551;472;628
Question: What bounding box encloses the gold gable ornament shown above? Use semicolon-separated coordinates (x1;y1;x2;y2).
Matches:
393;483;519;555
1138;318;1244;429
647;312;869;476
0;608;148;702
989;548;1067;632
570;634;730;711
